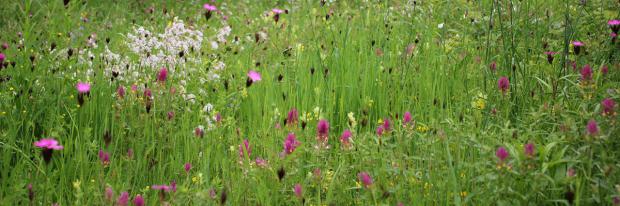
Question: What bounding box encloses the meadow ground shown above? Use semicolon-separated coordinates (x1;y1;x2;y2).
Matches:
0;0;619;205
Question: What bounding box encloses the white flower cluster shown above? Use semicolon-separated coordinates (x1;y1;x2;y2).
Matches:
126;17;203;69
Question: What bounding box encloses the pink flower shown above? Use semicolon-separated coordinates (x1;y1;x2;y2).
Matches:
601;98;616;116
117;86;125;98
376;126;384;136
99;150;110;165
294;184;303;199
403;111;412;126
358;172;373;188
239;139;251;158
282;133;301;155
151;185;172;192
586;119;598;136
131;84;138;92
184;162;192;173
194;126;205;138
143;88;152;98
248;70;262;82
608;19;620;33
105;187;114;202
340;130;352;148
497;77;510;95
544;51;556;64
167;111;175;120
133;195;144;206
489;61;496;72
0;53;5;63
572;41;584;55
602;65;609;75
255;158;268;167
272;9;284;14
496;147;508;162
287;108;299;126
117;191;129;206
382;118;391;132
157;67;168;82
76;82;91;94
34;138;64;150
203;4;217;11
524;143;535;158
581;64;593;81
317;119;329;145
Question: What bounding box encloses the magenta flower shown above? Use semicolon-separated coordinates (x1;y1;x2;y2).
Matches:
143;88;152;98
601;98;616;116
117;191;129;206
376;126;384;136
287;108;299;126
34;138;63;164
382;118;391;132
133;195;144;206
194;126;205;138
76;82;91;94
215;113;222;123
105;187;114;202
544;51;556;64
117;86;125;98
581;64;592;81
358;172;373;188
151;185;172;192
272;9;284;14
317;119;330;146
497;77;510;95
282;133;301;155
272;9;284;23
489;61;496;72
239;139;251;158
255;157;268;167
99;150;110;166
131;84;138;92
495;147;508;162
203;3;217;11
403;111;412;127
0;53;5;63
157;67;168;82
586;119;598;136
608;19;620;34
184;162;192;173
248;70;261;82
601;65;609;76
340;130;352;149
572;41;584;55
294;184;303;199
524;143;535;158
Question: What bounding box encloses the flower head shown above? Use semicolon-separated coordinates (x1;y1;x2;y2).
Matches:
248;70;262;82
524;143;535;158
601;98;616;116
76;82;91;94
34;138;64;150
544;51;556;64
376;126;384;136
195;126;205;138
117;86;125;98
489;61;496;72
287;108;299;126
203;4;217;11
184;162;192;173
133;195;144;206
239;139;251;158
581;64;593;81
117;191;129;206
0;53;5;63
403;111;412;126
255;158;268;167
272;9;284;14
157;67;168;82
151;185;172;192
283;133;301;155
294;184;303;199
497;77;510;95
586;119;598;136
608;19;620;33
572;41;584;55
340;130;352;149
495;146;509;162
99;150;110;165
105;187;114;202
358;172;373;188
317;119;330;145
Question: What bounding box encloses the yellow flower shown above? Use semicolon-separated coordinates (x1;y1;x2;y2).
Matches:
416;125;429;133
460;191;468;197
72;180;81;190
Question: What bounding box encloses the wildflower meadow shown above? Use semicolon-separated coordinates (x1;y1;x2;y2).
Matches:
0;0;619;205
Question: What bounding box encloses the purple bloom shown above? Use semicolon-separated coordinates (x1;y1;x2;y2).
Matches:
203;3;217;11
382;118;391;132
358;172;373;188
294;184;303;199
255;158;268;167
133;195;144;206
403;111;412;126
587;119;598;136
601;98;616;116
524;143;535;158
76;82;91;94
489;61;496;72
581;64;592;81
283;133;301;155
0;53;5;63
34;138;64;150
99;150;110;165
496;147;508;162
117;86;125;98
497;77;510;95
376;126;384;136
287;108;299;126
151;185;172;192
272;9;284;14
184;162;192;173
248;70;262;82
601;65;609;76
194;126;205;138
340;130;352;149
239;139;251;158
117;191;129;206
157;67;168;82
317;119;329;145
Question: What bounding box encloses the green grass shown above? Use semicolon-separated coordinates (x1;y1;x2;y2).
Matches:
0;0;619;205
